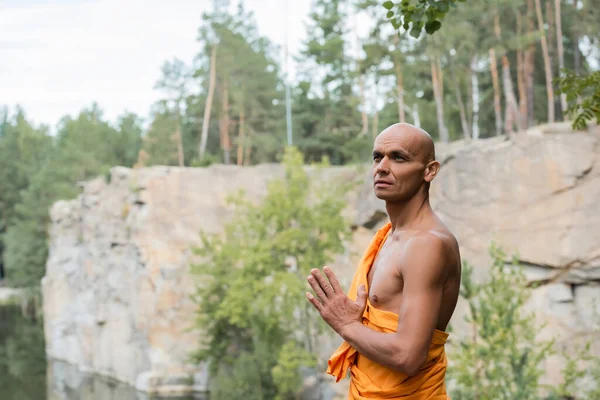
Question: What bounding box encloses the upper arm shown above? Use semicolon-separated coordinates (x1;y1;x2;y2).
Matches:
394;234;447;372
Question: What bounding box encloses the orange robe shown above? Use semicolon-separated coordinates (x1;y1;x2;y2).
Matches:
326;222;450;399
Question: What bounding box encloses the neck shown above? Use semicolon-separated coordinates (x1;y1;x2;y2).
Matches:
385;190;432;231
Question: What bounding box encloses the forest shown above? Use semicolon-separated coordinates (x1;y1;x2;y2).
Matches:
1;0;599;398
0;0;598;290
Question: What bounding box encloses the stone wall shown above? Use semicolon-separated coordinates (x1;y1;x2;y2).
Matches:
42;124;600;397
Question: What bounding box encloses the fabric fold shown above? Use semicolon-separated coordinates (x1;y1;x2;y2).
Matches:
326;222;450;399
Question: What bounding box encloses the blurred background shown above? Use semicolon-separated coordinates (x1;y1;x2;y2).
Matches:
1;0;599;399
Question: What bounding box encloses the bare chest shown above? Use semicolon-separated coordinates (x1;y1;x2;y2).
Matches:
366;243;404;310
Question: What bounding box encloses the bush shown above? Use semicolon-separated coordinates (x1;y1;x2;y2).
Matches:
190;146;354;399
449;243;554;399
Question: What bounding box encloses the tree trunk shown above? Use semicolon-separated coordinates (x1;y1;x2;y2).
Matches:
393;35;406;123
525;0;536;127
489;48;503;135
199;44;217;160
555;0;568;119
237;107;245;165
450;60;471;139
516;12;528;125
360;76;368;135
535;0;555;122
356;17;369;134
411;104;421;128
501;56;524;133
219;83;231;165
573;0;581;74
431;57;448;142
546;0;555;70
470;56;480;139
437;57;444;100
175;116;185;167
493;10;523;134
372;83;379;137
244;129;251;166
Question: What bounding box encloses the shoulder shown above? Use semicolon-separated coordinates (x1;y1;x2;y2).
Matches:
397;230;453;282
403;230;450;257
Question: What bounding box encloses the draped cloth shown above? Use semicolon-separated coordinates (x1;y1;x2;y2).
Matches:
326;222;450;399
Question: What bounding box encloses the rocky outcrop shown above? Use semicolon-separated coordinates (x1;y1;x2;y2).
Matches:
42;124;600;397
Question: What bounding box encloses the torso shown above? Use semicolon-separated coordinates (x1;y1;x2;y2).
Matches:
366;218;461;332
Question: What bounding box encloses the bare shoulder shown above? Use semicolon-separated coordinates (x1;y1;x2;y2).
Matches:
395;226;460;281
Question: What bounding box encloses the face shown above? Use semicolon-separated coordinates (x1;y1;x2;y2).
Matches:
371;129;438;202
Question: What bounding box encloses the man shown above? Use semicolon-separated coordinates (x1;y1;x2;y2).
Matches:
306;123;461;399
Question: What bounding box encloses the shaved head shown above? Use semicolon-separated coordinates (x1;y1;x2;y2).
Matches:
371;123;440;201
375;123;436;163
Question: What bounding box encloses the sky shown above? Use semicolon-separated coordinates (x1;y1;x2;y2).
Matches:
0;0;313;129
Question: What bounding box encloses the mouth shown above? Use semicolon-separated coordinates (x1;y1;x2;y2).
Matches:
374;180;393;187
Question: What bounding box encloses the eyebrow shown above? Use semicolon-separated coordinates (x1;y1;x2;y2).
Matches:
372;149;411;159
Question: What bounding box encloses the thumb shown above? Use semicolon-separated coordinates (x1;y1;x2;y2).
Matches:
356;284;367;309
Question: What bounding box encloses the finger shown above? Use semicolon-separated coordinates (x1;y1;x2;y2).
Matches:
306;292;323;312
356;284;368;309
307;275;328;301
311;268;334;296
323;266;344;294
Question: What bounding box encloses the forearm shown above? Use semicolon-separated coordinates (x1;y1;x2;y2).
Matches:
340;321;416;375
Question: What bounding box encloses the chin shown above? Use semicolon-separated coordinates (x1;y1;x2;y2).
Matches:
373;189;395;201
374;189;408;203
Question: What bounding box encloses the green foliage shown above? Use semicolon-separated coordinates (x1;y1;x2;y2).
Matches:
449;243;554;399
296;0;363;164
191;146;353;399
272;342;318;400
556;69;600;130
194;3;286;165
0;304;46;400
0;105;143;288
383;0;466;38
546;343;593;399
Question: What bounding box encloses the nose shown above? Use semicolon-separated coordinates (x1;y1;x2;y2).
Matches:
375;157;390;175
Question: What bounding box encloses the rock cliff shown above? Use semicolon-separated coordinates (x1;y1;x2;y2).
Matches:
42;123;600;397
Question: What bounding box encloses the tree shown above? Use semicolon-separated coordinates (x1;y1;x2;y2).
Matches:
448;244;554;399
199;44;217;161
556;69;600;129
534;0;556;123
0;109;52;286
2;105;142;288
382;0;596;131
190;146;353;399
194;3;285;165
153;58;191;167
297;0;363;164
0;304;46;400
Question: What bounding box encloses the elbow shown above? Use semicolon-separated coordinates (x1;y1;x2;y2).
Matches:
393;348;427;377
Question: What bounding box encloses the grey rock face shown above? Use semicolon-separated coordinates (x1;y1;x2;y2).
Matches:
43;125;600;396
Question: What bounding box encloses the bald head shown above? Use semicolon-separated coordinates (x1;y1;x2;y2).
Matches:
375;123;436;163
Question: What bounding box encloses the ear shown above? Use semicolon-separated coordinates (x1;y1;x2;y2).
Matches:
424;160;440;183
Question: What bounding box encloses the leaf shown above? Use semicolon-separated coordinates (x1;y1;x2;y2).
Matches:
410;27;422;38
383;0;394;9
412;10;425;22
437;1;449;12
387;10;395;18
425;20;442;34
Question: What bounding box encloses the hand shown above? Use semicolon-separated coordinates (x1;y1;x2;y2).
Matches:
306;266;368;335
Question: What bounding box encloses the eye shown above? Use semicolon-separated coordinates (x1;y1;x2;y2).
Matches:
394;155;406;162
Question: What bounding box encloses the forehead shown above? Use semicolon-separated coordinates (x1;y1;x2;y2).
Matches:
373;130;419;154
